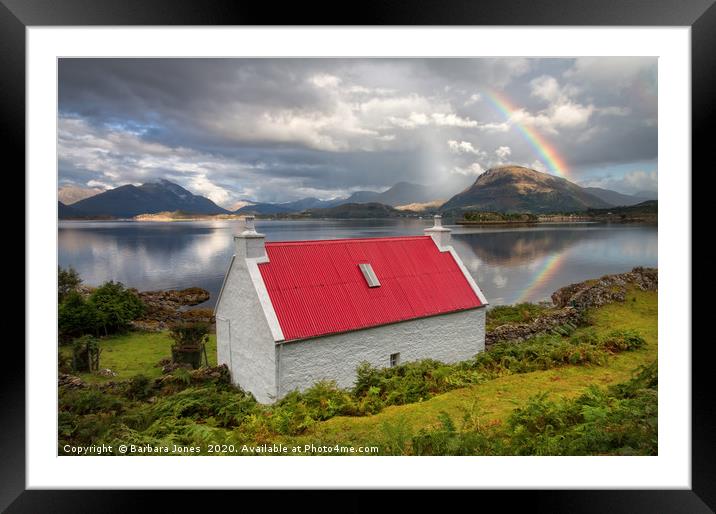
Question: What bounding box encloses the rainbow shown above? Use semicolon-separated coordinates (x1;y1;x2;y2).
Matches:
516;252;566;303
485;90;569;179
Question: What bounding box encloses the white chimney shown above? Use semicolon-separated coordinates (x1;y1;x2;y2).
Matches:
425;214;451;249
234;215;267;260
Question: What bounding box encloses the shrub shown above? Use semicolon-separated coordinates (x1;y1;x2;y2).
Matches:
58;291;100;342
599;329;646;353
125;375;155;401
299;380;358;420
146;385;256;427
486;302;554;330
89;281;145;335
59;388;125;416
357;386;384;415
58;351;73;374
267;393;315;435
58;266;82;303
378;416;414;455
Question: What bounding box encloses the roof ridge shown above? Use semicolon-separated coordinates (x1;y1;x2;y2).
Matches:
265;235;431;246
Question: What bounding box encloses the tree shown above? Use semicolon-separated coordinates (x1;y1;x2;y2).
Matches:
71;335;101;372
58;266;82;302
88;281;145;335
58;291;99;342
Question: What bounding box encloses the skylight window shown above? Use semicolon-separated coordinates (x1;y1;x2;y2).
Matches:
359;263;381;288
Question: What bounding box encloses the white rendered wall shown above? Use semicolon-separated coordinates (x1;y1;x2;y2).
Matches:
215;256;277;403
276;307;486;399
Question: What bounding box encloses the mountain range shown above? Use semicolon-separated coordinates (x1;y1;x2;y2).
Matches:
59;168;655;219
582;187;656;207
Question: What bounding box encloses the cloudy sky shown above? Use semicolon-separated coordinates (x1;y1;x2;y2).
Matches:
58;58;657;207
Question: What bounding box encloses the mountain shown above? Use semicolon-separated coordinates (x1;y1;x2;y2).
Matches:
341;182;436;207
441;166;612;214
342;190;381;204
303;202;405;219
58;201;85;219
634;190;658;201
67;179;229;218
58;185;103;205
278;197;344;211
228;200;255;211
582;187;648;207
373;182;435;206
234;202;294;215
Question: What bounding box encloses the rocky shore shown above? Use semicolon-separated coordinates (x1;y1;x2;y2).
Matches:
132;287;214;331
485;267;657;349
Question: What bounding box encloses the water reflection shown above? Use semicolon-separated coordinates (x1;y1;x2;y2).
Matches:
58;220;657;307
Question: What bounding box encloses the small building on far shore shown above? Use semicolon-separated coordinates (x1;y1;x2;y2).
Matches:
214;215;488;403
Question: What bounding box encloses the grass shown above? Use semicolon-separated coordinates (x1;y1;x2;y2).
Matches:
275;288;657;448
61;332;217;383
485;302;556;331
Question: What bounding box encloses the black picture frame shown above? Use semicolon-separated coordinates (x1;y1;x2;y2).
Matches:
5;0;707;511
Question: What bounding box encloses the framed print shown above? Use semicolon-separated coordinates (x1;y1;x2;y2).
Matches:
6;0;708;510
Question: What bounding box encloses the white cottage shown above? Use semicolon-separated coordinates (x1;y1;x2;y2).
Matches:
214;215;488;403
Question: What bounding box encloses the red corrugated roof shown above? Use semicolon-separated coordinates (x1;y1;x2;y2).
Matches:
258;236;483;342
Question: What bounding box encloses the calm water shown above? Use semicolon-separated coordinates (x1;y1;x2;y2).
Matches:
58;219;657;308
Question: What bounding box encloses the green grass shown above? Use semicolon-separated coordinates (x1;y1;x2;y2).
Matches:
61;332;217;383
486;302;555;331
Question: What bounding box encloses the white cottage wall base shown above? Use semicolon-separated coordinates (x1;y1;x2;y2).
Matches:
276;308;485;397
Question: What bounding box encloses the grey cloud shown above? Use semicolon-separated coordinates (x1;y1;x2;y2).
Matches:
58;58;658;202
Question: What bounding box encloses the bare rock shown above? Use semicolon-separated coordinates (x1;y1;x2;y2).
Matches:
58;373;86;389
551;267;657;310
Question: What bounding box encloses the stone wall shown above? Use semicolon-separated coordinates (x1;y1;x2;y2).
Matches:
485;267;658;349
485;307;582;350
551;266;657;310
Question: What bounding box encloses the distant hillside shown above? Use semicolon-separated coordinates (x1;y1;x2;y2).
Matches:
234;202;295;215
58;185;103;205
303;202;406;219
634;191;658;201
342;182;436;207
133;211;245;221
67;179;229;218
441;166;611;214
582;187;651;207
395;199;445;212
58;201;86;219
228;200;255;211
586;200;657;218
342;190;381;204
278;197;344;211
